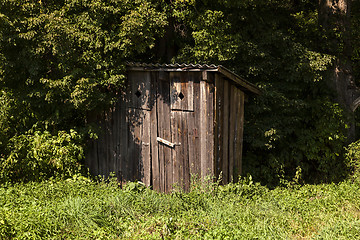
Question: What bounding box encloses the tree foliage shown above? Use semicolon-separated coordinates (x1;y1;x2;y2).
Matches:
1;0;359;184
168;0;349;184
0;0;166;182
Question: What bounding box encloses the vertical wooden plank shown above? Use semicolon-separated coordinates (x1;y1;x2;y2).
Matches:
157;82;165;192
96;118;103;176
119;96;128;185
171;111;191;191
141;115;151;186
200;80;208;179
214;74;224;180
206;78;215;179
234;90;245;181
125;110;133;182
112;104;118;177
170;72;194;111
187;109;196;181
127;109;137;181
207;73;215;178
97;116;106;177
115;100;122;183
102;113;107;177
109;107;116;177
202;71;208;81
135;111;143;181
142;72;151;110
105;109;110;177
110;108;115;177
171;112;180;189
138;111;144;183
128;71;151;110
157;72;172;192
107;109;112;177
185;73;194;111
126;108;142;182
229;85;237;182
186;73;196;190
191;73;202;180
150;72;159;190
170;72;181;110
222;79;230;184
104;113;110;177
200;73;215;182
213;75;218;179
120;77;133;183
182;112;190;191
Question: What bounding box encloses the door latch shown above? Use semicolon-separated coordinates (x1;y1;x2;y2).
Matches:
156;137;181;148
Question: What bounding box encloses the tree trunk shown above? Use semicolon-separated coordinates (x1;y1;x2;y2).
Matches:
319;0;360;141
156;18;177;63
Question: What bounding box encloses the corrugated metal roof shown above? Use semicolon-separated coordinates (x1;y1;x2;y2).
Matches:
126;62;260;95
126;62;219;69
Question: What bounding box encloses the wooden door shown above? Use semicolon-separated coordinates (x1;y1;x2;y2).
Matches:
170;72;196;191
153;72;198;192
154;71;171;192
125;71;200;192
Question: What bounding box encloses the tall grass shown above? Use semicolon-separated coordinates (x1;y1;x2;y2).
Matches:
1;176;360;239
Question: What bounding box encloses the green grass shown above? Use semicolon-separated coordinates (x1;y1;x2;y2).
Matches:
1;176;360;239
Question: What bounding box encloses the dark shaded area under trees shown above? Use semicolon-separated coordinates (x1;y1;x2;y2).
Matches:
1;0;360;186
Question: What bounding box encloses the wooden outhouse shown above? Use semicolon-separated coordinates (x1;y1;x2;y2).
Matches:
85;63;260;192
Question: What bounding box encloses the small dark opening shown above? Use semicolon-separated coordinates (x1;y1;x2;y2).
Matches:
179;92;184;100
135;90;141;98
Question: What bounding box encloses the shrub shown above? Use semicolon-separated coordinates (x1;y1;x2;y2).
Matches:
345;140;360;178
0;129;84;183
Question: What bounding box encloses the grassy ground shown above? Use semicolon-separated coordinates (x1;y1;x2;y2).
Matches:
1;176;360;239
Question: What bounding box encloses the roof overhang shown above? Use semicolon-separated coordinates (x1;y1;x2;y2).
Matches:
127;63;260;95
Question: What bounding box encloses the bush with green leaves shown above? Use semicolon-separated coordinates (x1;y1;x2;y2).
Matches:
345;139;360;178
0;129;84;183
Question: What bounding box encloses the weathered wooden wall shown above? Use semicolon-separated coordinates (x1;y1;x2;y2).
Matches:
86;71;154;186
214;74;245;184
85;69;245;191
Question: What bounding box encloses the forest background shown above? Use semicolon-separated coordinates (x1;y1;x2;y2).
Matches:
1;0;360;186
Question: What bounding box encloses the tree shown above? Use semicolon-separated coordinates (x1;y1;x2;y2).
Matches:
0;0;356;184
319;0;360;141
0;0;167;182
167;0;348;184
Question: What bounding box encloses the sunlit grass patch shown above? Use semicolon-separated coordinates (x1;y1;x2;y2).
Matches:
1;177;360;239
